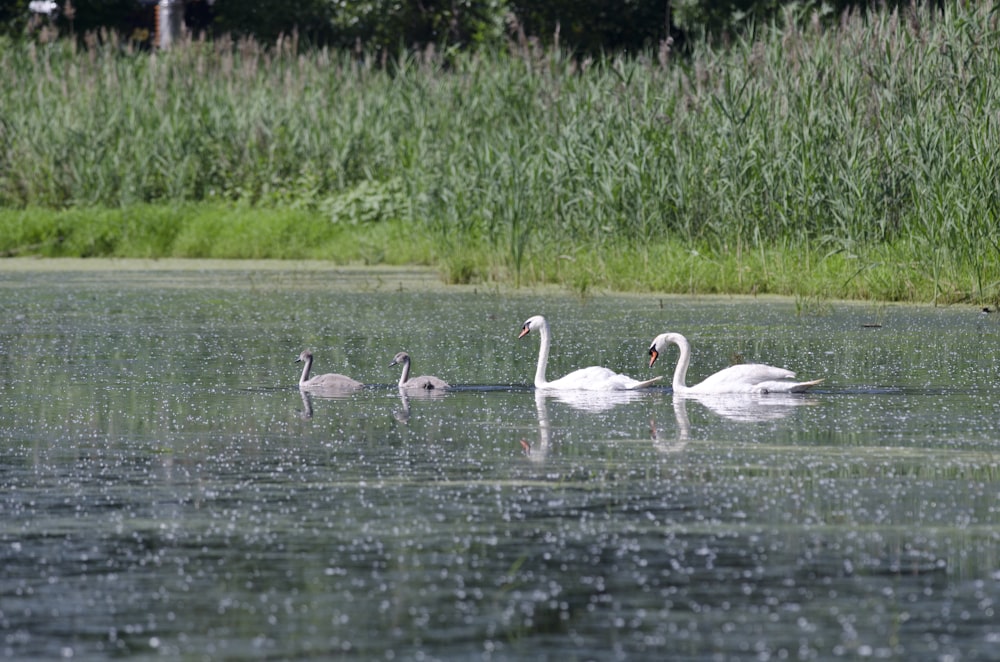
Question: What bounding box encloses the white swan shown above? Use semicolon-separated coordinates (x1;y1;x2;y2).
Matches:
519;315;662;391
296;350;364;391
389;351;450;390
648;332;822;394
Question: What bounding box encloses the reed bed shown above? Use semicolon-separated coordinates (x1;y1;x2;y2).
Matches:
1;2;998;304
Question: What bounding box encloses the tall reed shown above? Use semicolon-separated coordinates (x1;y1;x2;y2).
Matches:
0;2;997;303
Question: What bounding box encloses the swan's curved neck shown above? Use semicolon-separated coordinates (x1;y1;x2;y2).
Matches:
668;334;693;393
397;357;411;387
299;356;313;384
534;320;551;388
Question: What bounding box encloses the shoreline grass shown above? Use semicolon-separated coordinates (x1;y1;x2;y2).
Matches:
1;2;998;305
2;204;992;305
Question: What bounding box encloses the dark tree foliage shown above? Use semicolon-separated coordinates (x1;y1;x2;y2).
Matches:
212;0;672;55
510;0;676;54
209;0;336;46
2;0;73;38
54;0;151;38
3;0;941;54
204;0;509;51
1;0;30;37
329;0;509;52
674;0;941;40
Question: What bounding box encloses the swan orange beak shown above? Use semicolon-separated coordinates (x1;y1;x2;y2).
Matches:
648;348;659;368
518;325;531;339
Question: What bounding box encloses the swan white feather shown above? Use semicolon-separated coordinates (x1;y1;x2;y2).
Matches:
648;332;822;394
519;315;662;391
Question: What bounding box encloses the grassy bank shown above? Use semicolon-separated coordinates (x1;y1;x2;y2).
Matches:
2;204;988;304
1;2;998;305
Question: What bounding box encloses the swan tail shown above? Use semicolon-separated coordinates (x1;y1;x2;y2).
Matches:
788;378;824;393
753;378;823;393
627;375;664;390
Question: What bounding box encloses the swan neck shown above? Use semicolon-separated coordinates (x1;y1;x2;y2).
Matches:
397;358;411;387
534;390;550;457
671;335;692;393
299;356;312;384
534;320;550;388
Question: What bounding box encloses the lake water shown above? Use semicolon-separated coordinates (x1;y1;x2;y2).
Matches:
2;260;999;660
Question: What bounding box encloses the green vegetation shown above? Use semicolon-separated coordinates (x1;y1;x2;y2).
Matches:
1;2;998;305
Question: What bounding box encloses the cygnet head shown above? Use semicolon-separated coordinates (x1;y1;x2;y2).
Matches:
519;315;546;339
296;350;313;363
389;351;410;368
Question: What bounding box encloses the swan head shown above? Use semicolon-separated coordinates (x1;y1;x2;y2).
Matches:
648;341;660;367
648;333;672;368
519;315;546;339
296;350;313;363
389;351;410;368
648;333;685;368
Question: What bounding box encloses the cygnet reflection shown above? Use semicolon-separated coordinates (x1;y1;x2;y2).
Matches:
392;385;449;424
299;390;314;419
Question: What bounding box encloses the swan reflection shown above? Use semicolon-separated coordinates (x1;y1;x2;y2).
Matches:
539;388;653;412
649;397;691;454
526;388;816;461
676;392;819;422
525;390;552;462
526;389;655;462
653;393;819;452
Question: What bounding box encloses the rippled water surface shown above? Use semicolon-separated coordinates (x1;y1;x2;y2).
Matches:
2;261;999;659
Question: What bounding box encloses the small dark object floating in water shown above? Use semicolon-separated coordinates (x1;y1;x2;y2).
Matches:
861;323;882;328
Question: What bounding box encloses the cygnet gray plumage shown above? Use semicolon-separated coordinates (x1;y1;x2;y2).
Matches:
296;350;364;391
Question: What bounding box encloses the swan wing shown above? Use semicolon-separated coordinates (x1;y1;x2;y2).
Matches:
543;366;617;390
688;363;798;394
544;366;659;391
750;378;824;394
626;375;663;390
